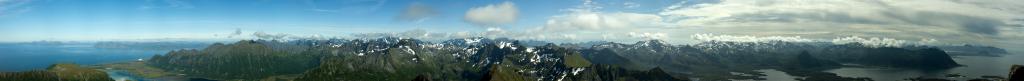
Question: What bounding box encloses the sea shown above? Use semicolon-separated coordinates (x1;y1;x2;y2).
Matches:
0;44;170;72
822;50;1024;81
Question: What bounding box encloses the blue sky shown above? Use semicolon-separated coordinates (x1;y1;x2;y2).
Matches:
0;0;457;41
0;0;681;42
1;0;1022;48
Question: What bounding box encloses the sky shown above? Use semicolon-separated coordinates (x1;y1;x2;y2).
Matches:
1;0;1022;47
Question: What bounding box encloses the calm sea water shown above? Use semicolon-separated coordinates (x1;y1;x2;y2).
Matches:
824;51;1024;81
0;44;170;72
106;70;147;81
734;69;800;81
749;47;1024;81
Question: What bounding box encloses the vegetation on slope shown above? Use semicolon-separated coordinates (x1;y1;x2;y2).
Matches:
138;38;964;81
146;40;319;80
0;63;114;81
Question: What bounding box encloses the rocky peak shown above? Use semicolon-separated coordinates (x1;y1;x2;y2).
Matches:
634;39;668;47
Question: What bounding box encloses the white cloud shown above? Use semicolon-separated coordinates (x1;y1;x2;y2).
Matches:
628;32;668;40
465;1;518;27
659;0;1023;35
623;2;639;8
534;0;667;32
645;0;1024;45
347;29;588;43
252;32;289;40
539;12;664;31
499;0;686;43
830;36;916;48
280;0;1019;46
227;28;242;38
691;33;942;47
690;33;813;43
290;34;326;40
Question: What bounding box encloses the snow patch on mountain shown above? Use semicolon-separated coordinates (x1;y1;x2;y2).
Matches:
401;46;416;55
571;68;585;75
464;38;482;44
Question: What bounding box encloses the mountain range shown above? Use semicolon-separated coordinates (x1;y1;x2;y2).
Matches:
136;37;974;81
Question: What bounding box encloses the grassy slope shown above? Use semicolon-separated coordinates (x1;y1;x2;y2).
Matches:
0;63;115;81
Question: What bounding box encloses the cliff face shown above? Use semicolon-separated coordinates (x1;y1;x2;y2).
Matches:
917;48;962;68
1011;65;1023;81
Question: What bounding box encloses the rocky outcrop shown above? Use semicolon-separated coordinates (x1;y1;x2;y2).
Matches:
1011;65;1023;81
412;74;431;81
569;65;690;81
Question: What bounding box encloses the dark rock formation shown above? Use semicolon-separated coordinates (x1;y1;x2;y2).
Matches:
793;51;840;68
1011;64;1023;81
412;74;431;81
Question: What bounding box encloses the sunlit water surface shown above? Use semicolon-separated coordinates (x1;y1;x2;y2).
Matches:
0;44;170;72
825;50;1024;81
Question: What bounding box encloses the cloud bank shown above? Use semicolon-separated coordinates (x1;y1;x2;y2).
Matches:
657;0;1023;39
691;33;942;47
535;0;666;32
252;32;290;40
539;12;665;31
521;0;1024;46
464;1;519;27
628;32;668;40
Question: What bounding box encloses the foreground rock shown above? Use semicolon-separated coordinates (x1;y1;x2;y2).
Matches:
1011;65;1023;81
